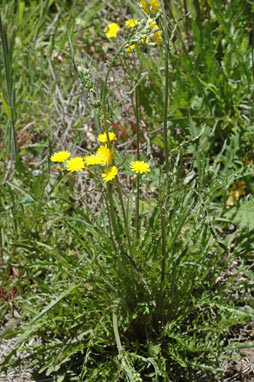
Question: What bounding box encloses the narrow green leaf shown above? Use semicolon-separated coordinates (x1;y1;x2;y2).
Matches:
0;91;12;119
17;283;82;344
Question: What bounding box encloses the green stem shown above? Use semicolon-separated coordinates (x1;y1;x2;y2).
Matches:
116;180;156;306
0;15;17;161
135;81;141;162
116;180;133;259
161;0;170;174
113;312;137;381
159;0;170;306
113;312;122;353
101;41;128;147
160;200;167;287
104;188;119;259
135;174;140;239
135;83;141;239
107;183;119;240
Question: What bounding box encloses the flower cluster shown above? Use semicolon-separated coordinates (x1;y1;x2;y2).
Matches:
50;133;150;182
147;18;162;44
103;1;162;50
83;132;117;183
85;134;115;167
50;151;85;172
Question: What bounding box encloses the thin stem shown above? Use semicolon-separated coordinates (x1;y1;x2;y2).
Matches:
135;174;140;239
116;179;156;306
101;41;128;147
159;0;170;305
113;312;122;353
116;180;133;259
107;183;119;240
103;189;119;260
0;16;17;161
135;84;141;239
252;18;254;120
161;0;170;174
160;200;167;287
135;82;141;161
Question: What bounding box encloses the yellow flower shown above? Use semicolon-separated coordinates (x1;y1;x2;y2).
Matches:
130;160;150;174
148;18;158;29
50;151;71;162
102;166;118;183
139;0;149;13
138;0;161;14
125;19;138;28
126;43;136;51
97;132;117;143
97;145;114;166
141;36;150;44
155;30;162;44
66;157;85;172
84;154;102;165
104;23;120;38
147;18;162;44
150;0;161;12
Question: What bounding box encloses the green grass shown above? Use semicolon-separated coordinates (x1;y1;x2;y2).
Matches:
1;1;254;381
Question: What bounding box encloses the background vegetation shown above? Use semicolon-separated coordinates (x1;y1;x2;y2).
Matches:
1;0;254;381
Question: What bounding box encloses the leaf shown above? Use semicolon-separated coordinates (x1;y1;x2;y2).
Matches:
17;283;82;344
226;342;254;351
6;181;35;201
139;199;157;215
152;134;164;148
0;91;12;119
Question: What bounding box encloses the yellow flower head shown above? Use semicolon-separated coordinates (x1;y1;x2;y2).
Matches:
84;154;102;165
104;23;120;38
102;166;118;183
97;145;114;166
148;18;158;30
155;30;162;44
150;0;161;12
140;36;150;44
138;0;161;14
138;0;148;13
130;160;150;174
97;132;117;143
126;43;136;52
125;19;138;28
147;19;162;44
66;157;85;172
50;151;71;162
